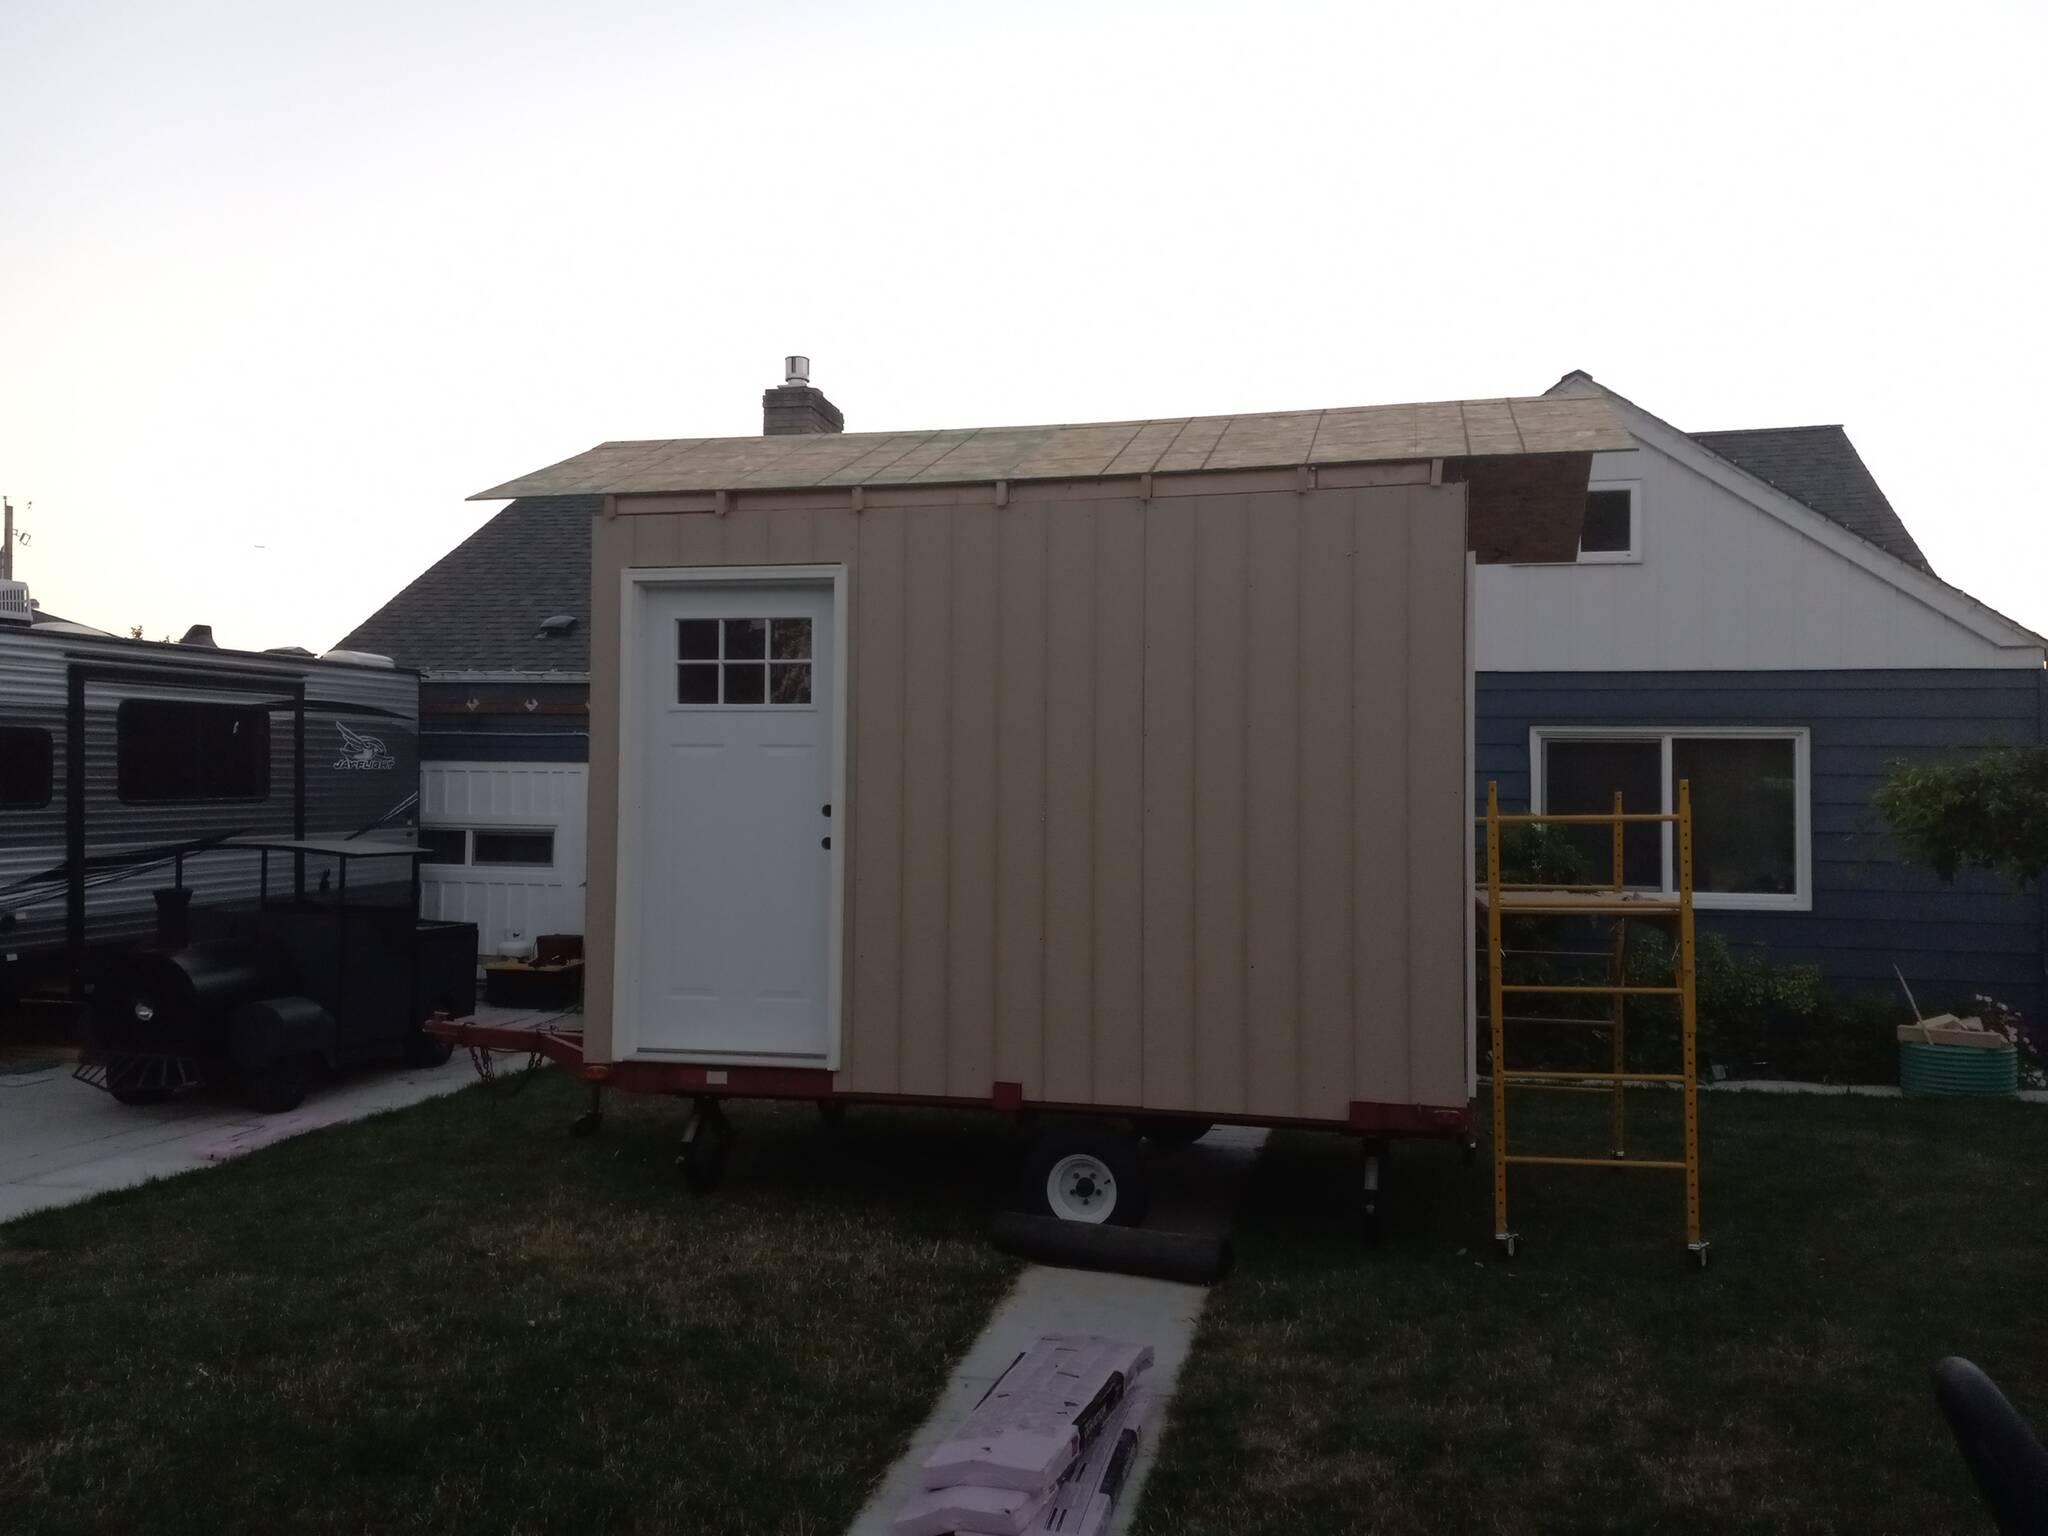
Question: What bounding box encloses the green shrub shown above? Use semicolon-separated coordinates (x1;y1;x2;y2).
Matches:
1479;820;1593;887
1874;747;2048;885
1483;925;1904;1084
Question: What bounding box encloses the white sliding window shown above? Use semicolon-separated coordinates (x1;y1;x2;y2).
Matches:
1530;727;1811;911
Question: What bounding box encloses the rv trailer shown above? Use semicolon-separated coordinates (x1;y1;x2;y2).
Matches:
0;603;424;998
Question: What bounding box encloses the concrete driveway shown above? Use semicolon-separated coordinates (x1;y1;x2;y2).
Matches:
0;1004;567;1224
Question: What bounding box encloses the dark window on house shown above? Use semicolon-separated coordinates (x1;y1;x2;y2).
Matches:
0;727;53;807
471;830;554;867
1538;731;1806;902
1673;737;1798;895
116;700;270;803
1578;488;1635;557
419;828;468;865
1540;738;1664;886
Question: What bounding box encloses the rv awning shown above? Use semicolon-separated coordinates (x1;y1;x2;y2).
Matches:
472;394;1630;501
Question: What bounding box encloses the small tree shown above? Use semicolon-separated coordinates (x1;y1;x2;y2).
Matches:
1873;747;2048;885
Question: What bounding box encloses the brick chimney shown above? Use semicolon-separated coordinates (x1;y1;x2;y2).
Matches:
762;355;844;435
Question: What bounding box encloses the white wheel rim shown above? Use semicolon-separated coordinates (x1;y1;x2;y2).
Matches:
1046;1153;1117;1223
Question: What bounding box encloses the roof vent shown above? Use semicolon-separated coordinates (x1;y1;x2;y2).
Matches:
785;355;810;386
0;579;29;625
537;613;579;639
179;624;218;647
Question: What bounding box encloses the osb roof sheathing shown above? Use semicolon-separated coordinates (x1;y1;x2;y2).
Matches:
473;394;1628;500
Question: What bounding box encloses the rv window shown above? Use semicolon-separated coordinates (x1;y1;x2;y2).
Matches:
419;828;468;865
0;726;52;807
472;830;554;867
116;700;271;803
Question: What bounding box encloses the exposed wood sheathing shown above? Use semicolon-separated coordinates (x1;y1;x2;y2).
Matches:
476;395;1626;501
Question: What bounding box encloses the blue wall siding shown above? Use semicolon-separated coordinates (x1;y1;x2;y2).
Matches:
1477;669;2047;1018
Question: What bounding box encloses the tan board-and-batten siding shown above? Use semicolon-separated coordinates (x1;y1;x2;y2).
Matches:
583;465;1472;1122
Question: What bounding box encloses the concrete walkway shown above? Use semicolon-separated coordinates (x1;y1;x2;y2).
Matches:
0;1004;568;1224
846;1125;1266;1536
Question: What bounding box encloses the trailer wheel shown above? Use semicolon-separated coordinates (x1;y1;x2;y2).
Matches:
1024;1125;1148;1227
239;1055;313;1115
1132;1117;1213;1150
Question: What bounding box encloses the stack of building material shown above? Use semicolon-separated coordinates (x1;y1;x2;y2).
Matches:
1897;1014;2021;1097
894;1336;1154;1536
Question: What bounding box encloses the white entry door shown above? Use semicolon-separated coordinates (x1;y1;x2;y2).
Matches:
631;577;837;1060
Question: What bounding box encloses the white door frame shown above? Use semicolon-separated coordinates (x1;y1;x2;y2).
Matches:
612;563;849;1067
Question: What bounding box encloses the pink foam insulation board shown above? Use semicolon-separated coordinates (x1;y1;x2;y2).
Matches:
918;1335;1154;1494
891;1480;1054;1536
896;1380;1155;1536
1039;1387;1152;1536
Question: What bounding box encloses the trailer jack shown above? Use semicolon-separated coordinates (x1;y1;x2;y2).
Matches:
677;1097;733;1195
569;1083;605;1139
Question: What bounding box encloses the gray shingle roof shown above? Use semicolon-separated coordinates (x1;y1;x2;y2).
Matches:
1691;425;1932;574
337;495;597;673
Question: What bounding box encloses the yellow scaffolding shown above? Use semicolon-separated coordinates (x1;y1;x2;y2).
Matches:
1478;780;1707;1268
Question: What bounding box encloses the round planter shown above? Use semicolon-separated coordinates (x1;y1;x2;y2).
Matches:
1899;1040;2018;1098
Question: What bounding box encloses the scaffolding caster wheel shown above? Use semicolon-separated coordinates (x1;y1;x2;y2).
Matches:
569;1085;605;1138
677;1098;733;1195
1688;1242;1711;1271
1494;1232;1520;1261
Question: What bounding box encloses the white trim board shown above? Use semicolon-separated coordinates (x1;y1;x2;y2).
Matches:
611;563;850;1070
1527;724;1813;913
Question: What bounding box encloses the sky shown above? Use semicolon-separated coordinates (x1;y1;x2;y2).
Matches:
2;0;2043;651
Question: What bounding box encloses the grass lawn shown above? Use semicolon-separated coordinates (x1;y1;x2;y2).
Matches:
0;1074;1019;1535
1135;1090;2048;1535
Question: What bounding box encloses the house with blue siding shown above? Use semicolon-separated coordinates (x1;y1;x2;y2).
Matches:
1476;373;2047;1018
341;494;599;952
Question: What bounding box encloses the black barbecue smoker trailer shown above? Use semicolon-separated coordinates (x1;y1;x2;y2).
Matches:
78;837;476;1113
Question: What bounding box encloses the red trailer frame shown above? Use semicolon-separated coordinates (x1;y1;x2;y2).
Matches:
427;1014;1470;1138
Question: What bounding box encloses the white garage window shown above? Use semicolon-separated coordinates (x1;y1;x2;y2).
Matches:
1530;727;1810;911
419;826;556;868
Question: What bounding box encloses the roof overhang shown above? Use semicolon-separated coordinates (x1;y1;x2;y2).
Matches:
471;394;1630;502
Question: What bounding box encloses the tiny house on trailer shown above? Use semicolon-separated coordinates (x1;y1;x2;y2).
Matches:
448;386;1628;1224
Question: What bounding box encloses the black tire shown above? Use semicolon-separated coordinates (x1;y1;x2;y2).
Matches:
1132;1116;1213;1150
109;1085;174;1107
403;1027;455;1068
1022;1123;1149;1227
239;1055;313;1115
816;1099;847;1128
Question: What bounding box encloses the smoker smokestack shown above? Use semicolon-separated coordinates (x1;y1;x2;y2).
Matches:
762;356;843;436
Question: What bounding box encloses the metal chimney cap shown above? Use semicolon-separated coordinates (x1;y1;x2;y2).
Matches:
784;355;810;386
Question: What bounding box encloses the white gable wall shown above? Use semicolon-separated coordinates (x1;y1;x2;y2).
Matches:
1475;436;2042;672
